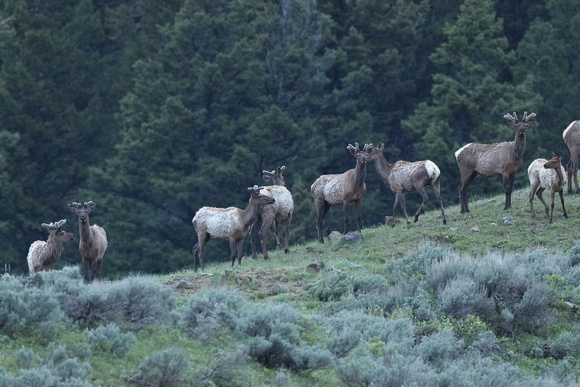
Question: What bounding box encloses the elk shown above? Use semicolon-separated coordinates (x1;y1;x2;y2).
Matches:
250;166;294;260
366;142;447;225
192;185;276;271
528;154;568;223
562;120;580;193
68;201;108;283
455;111;536;213
27;219;76;274
311;143;372;243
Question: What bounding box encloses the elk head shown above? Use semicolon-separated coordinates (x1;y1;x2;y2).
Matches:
68;201;96;223
503;111;536;135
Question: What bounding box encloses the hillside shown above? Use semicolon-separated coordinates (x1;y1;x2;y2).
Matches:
2;188;580;386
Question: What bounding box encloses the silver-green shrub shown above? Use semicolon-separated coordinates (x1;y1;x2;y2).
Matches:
179;288;244;342
0;345;92;387
386;242;451;281
0;275;64;340
128;348;189;387
436;276;495;320
235;304;333;370
83;323;137;356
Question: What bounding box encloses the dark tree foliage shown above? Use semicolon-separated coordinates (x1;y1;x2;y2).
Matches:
1;0;578;276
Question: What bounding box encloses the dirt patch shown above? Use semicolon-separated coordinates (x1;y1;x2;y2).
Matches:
164;266;315;300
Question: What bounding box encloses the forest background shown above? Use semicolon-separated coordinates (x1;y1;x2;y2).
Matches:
1;0;579;277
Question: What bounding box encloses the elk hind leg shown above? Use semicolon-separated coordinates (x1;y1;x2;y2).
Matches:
432;178;447;224
258;216;275;260
559;189;568;219
413;186;429;223
535;187;549;215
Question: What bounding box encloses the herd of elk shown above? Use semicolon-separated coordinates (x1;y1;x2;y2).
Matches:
26;111;580;275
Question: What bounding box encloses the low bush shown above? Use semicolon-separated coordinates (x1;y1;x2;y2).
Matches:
83;323;136;356
178;288;244;342
0;275;65;341
128;348;189;387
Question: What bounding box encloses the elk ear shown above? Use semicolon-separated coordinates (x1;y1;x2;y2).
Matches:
377;142;385;151
277;166;285;175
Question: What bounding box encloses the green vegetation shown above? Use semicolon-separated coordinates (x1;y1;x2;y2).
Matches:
2;192;580;385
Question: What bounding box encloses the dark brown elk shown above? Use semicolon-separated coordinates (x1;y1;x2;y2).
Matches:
250;166;294;260
528;154;568;223
455;111;536;213
366;142;446;225
311;143;372;243
562;120;580;193
68;201;108;283
192;185;275;271
27;219;76;274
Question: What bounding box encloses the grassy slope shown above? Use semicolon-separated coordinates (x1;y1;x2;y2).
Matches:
3;186;580;386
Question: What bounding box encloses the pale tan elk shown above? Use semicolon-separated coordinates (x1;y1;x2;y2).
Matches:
68;201;108;283
311;143;372;243
528;154;568;223
27;219;76;274
562;120;580;193
192;185;275;271
366;142;446;225
456;111;536;213
250;166;294;260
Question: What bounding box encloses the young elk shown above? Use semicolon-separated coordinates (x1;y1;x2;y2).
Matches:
366;142;447;225
311;143;372;243
250;166;294;260
192;185;276;271
562;120;580;193
456;111;536;213
528;154;568;223
27;219;76;274
68;201;108;283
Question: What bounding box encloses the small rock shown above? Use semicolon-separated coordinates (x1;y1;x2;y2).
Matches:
502;217;515;224
176;279;194;289
448;226;458;232
307;261;325;271
470;226;480;232
266;283;284;296
235;274;252;285
342;232;362;243
385;216;397;227
328;231;342;240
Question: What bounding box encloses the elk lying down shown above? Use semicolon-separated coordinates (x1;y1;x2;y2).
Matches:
528;155;568;223
192;185;275;271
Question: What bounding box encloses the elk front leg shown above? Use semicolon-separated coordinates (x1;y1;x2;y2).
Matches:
503;173;515;210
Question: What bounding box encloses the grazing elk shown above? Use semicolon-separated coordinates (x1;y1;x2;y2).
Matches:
311;143;372;243
68;201;108;283
250;166;294;260
456;111;536;213
528;154;568;223
27;219;76;274
562;120;580;193
366;142;447;225
192;185;275;271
